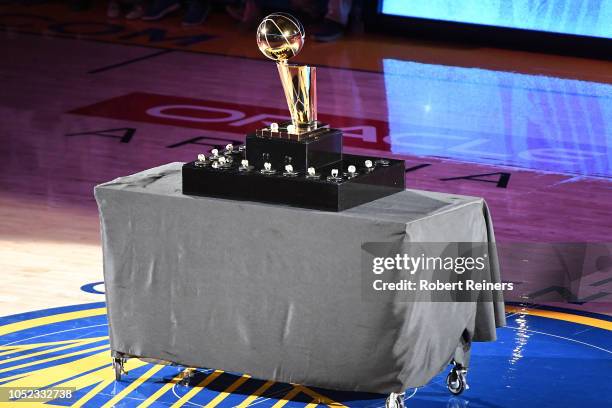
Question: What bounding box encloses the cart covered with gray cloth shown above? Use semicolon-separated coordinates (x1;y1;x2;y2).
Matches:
95;162;505;401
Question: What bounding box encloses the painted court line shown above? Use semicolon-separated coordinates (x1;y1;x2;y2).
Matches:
88;49;175;74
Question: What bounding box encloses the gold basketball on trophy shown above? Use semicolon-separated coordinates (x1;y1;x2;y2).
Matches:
256;13;305;62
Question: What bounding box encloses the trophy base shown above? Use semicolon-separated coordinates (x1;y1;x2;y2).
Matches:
182;154;405;212
255;121;329;139
247;124;342;172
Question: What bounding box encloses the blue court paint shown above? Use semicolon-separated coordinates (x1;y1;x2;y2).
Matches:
80;281;105;295
382;59;612;178
0;303;610;407
381;0;612;39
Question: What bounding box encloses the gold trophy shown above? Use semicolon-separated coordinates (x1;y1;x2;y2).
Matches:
246;12;344;173
256;13;321;136
182;13;405;212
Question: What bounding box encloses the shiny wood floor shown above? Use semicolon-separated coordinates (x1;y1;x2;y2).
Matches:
0;2;610;316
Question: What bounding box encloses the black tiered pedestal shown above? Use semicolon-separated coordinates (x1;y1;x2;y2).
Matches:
182;124;405;211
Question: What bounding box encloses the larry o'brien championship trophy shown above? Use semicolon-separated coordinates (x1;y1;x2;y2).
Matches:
182;13;405;211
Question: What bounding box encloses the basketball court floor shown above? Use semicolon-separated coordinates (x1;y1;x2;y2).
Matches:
0;2;611;407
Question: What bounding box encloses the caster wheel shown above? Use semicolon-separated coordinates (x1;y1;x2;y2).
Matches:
113;359;121;381
385;392;405;408
179;368;196;386
113;357;127;381
446;368;467;396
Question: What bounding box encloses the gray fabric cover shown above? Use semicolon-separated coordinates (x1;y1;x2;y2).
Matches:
95;162;505;394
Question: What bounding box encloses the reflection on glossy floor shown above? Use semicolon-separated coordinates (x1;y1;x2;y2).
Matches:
0;2;611;407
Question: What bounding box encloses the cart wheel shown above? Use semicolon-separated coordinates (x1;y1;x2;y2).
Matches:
113;358;121;381
385;392;405;408
113;357;127;381
446;367;468;396
179;368;196;386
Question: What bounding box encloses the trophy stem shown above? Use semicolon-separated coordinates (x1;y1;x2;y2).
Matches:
276;61;317;132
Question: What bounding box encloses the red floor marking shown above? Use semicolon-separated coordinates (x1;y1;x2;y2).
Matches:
70;92;391;152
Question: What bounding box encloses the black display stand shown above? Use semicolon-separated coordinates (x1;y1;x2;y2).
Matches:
182;124;405;211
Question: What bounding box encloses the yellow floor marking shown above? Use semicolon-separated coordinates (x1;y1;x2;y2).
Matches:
0;357;132;406
0;403;64;407
0;307;106;336
299;386;348;408
0;348;20;357
57;357;148;407
138;368;192;408
204;374;251;408
235;379;275;408
0;338;105;356
0;371;29;383
0;336;107;365
0;349;110;387
72;378;114;408
55;357;146;389
505;306;612;331
170;370;223;408
305;401;320;408
0;344;108;374
271;386;302;408
101;364;165;408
